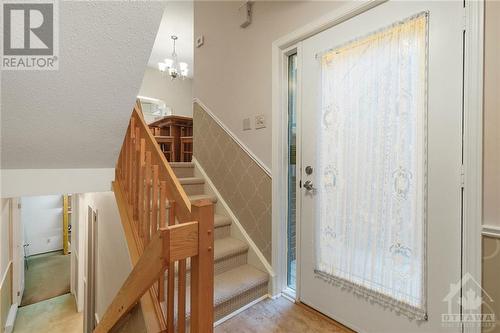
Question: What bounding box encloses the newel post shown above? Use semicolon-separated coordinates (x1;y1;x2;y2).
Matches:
190;199;214;333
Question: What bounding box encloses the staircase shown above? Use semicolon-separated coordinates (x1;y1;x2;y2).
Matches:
169;162;269;323
97;103;268;333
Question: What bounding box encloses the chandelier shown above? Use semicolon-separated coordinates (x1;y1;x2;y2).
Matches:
158;35;189;80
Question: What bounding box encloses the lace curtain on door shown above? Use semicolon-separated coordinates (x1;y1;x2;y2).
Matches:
315;13;428;319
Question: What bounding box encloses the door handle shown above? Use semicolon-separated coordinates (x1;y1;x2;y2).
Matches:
303;180;316;191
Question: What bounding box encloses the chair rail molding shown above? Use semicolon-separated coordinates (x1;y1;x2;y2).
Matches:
192;98;271;177
482;225;500;239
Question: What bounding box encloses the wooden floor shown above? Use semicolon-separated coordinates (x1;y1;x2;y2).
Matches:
215;296;354;333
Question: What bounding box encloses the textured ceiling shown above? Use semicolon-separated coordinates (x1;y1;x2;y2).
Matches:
147;1;194;75
1;1;166;169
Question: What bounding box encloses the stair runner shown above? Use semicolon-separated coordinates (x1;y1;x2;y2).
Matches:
161;162;269;324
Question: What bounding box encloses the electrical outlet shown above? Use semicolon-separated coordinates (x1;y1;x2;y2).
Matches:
243;118;251;131
255;114;265;129
196;35;204;48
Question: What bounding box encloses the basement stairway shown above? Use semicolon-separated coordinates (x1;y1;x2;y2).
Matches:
166;162;269;323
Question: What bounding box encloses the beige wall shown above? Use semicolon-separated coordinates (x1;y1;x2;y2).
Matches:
77;191;146;330
483;2;500;332
194;1;345;168
139;67;193;117
483;1;500;228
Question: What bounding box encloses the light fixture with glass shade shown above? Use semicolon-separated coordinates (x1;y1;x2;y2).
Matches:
158;35;189;80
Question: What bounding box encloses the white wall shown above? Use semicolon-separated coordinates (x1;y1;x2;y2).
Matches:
76;192;132;321
1;168;114;198
22;195;63;256
139;67;193;117
193;1;345;168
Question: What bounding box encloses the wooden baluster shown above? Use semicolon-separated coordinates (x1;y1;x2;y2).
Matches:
132;127;140;220
122;132;127;190
152;165;159;237
128;118;136;205
159;182;174;332
167;201;175;332
190;200;215;333
178;258;187;333
137;139;146;239
144;152;152;243
153;170;162;302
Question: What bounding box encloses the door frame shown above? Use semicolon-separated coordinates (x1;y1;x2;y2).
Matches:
11;198;24;306
84;206;98;333
271;1;483;331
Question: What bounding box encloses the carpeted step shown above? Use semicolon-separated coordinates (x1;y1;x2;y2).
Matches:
164;264;269;324
213;237;249;274
164;236;249;281
179;177;205;195
170;162;194;178
213;264;269;321
214;214;231;240
188;194;217;205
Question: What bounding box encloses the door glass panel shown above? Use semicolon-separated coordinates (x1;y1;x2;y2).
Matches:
287;53;298;290
314;13;428;316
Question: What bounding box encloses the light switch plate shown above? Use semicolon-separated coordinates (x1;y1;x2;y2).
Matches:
255;114;265;129
196;35;204;48
243;118;251;131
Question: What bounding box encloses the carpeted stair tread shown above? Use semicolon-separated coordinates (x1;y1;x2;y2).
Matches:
214;214;232;228
178;177;205;185
164;237;248;276
169;162;194;168
188;194;217;204
214;237;248;260
214;265;269;306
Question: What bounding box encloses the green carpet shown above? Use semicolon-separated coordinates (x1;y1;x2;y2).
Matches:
20;251;71;307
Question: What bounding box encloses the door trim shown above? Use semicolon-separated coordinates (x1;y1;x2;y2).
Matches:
462;2;484;333
271;4;484;332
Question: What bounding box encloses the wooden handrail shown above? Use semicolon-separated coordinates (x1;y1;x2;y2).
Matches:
95;101;214;333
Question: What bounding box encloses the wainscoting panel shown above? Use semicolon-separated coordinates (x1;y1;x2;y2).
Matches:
483;235;500;333
0;262;13;331
193;102;272;262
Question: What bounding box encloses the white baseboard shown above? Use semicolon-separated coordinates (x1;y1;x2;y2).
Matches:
213;294;269;327
192;157;275;284
5;304;17;333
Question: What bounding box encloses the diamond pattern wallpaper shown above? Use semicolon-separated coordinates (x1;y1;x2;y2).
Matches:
193;103;272;263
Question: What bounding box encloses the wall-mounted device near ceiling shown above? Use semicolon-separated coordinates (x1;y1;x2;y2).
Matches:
239;1;253;28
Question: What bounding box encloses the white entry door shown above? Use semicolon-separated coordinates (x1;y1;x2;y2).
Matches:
300;2;463;332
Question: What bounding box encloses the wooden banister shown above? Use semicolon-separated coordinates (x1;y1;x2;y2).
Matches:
96;101;215;333
94;222;198;333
